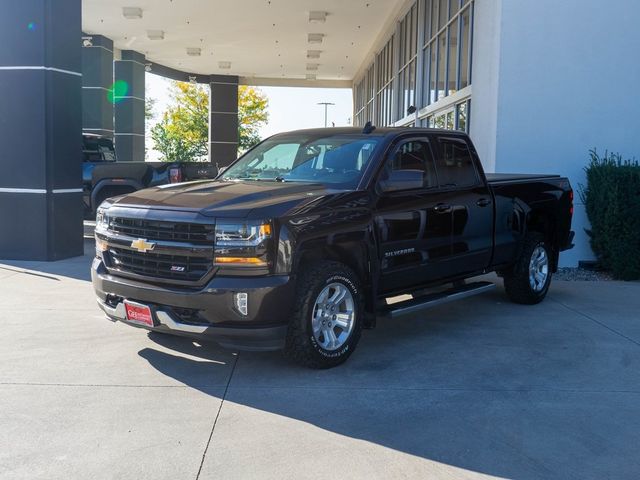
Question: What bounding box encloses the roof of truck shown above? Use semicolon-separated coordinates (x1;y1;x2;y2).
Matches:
269;126;469;138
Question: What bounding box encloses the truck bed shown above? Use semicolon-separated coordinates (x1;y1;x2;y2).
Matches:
486;173;561;185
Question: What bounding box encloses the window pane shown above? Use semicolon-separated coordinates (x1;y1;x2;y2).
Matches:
434;139;478;187
434;114;446;129
456;102;467;131
446;110;454;130
423;0;432;44
407;60;416;111
448;21;459;95
431;0;439;39
422;45;431;107
430;42;438;104
437;32;446;100
450;0;460;18
460;6;471;88
439;0;448;29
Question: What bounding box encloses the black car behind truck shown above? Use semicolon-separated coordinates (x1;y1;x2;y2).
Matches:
83;133;217;217
92;126;574;368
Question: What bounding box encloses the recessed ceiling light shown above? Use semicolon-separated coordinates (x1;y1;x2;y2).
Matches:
122;7;142;19
186;47;201;56
309;11;327;23
147;30;164;40
306;63;319;71
218;61;231;69
307;50;322;59
306;74;316;80
308;33;324;44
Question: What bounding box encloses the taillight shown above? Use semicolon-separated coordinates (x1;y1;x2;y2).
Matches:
569;190;574;216
169;167;183;183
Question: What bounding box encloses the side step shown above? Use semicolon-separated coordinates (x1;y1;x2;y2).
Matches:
381;281;496;318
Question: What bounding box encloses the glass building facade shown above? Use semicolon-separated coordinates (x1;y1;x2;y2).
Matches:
354;0;474;132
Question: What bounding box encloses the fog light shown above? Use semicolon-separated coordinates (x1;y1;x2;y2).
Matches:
234;292;248;316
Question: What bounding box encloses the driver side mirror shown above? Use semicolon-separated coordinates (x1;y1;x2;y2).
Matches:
380;169;424;192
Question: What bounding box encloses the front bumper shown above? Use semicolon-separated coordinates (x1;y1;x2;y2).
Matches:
92;258;293;351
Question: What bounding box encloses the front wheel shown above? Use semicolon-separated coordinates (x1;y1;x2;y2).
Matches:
503;233;552;304
284;262;363;369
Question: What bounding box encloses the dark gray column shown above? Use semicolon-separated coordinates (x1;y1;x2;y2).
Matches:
114;50;145;161
82;34;114;138
0;0;83;261
209;75;239;167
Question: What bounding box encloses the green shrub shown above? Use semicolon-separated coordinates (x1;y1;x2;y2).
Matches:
580;150;640;280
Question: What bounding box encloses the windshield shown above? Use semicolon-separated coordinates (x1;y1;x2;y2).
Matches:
222;134;380;188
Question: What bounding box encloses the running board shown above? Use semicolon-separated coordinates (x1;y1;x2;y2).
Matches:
381;281;496;318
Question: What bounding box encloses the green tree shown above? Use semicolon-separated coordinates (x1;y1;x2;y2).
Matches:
238;86;269;151
151;81;268;162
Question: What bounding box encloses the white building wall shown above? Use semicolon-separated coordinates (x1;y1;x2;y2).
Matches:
468;0;502;174
471;0;640;266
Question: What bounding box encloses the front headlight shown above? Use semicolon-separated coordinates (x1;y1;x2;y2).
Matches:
95;206;110;231
214;220;272;268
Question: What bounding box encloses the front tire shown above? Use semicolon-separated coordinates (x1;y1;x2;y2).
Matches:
503;233;552;304
284;261;363;369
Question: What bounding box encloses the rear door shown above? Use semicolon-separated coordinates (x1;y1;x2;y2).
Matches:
432;136;493;275
374;138;454;293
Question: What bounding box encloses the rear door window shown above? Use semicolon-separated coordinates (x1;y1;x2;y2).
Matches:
434;138;479;188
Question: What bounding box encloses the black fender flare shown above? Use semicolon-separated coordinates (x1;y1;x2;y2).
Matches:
91;178;143;210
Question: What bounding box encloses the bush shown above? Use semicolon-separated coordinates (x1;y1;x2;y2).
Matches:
580;150;640;280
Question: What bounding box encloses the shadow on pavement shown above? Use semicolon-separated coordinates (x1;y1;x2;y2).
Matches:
136;287;640;480
0;239;94;282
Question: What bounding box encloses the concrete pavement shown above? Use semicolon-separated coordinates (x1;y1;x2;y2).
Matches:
1;241;639;479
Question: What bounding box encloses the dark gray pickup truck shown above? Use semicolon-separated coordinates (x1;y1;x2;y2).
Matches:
92;126;574;368
82;133;217;217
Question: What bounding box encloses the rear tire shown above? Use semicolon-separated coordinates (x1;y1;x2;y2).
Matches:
284;261;363;369
503;233;552;305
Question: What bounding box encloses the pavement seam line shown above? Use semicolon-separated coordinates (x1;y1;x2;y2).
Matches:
195;352;239;480
550;295;640;348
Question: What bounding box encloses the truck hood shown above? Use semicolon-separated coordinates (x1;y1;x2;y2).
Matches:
108;180;345;218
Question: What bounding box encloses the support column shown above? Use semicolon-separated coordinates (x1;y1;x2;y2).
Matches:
114;50;145;161
82;34;114;138
208;74;239;167
0;0;83;261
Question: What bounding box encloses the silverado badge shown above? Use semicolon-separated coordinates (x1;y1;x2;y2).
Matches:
131;238;156;253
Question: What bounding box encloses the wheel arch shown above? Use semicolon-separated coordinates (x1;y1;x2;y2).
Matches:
91;179;142;213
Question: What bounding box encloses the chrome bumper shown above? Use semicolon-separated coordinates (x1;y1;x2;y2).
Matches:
97;298;208;334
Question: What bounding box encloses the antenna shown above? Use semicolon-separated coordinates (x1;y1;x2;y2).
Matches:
362;121;376;134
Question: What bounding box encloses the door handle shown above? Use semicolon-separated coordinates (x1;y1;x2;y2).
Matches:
433;203;452;213
476;198;492;207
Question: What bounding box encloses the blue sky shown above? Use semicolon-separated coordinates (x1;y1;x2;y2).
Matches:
145;73;353;160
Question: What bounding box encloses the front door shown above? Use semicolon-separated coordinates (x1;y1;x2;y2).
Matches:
374;139;454;293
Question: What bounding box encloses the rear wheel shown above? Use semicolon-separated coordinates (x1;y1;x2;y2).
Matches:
503;233;552;304
284;262;363;369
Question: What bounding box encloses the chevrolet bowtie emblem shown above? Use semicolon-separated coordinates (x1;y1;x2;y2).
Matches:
131;238;156;253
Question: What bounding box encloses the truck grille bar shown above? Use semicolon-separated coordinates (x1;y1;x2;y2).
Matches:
107;247;212;283
109;217;215;245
